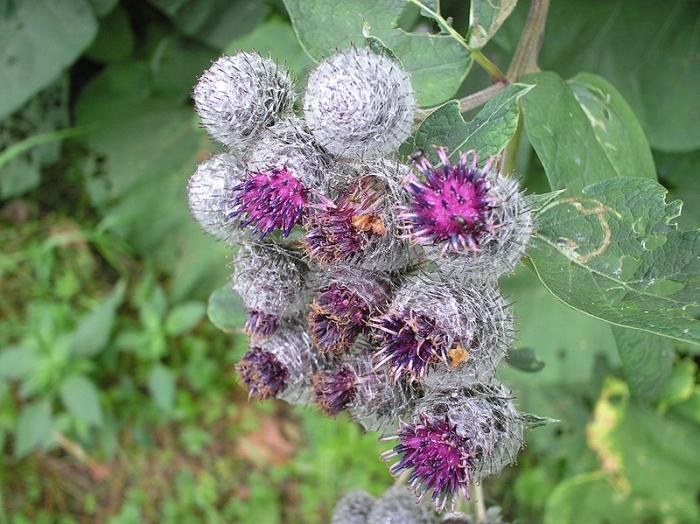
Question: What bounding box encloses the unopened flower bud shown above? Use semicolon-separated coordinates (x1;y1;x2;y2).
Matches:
193;52;295;148
304;47;415;160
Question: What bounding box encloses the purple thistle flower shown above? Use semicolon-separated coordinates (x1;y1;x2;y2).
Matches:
312;365;358;416
230;167;308;238
303;177;386;266
244;309;279;337
383;415;471;512
402;148;496;253
372;308;450;382
235;346;289;400
308;272;391;354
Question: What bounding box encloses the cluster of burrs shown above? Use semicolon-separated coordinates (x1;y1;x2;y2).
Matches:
188;45;533;514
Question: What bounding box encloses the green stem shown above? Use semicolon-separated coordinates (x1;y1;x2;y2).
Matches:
473;482;487;522
507;0;551;80
0;126;93;169
407;0;506;82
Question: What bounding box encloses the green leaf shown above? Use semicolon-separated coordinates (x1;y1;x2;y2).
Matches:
225;16;313;78
540;0;700;152
656;359;697;412
544;472;637;524
88;0;118;16
14;400;53;458
522;72;655;194
148;365;175;412
0;0;98;119
583;377;700;522
414;83;533;161
59;374;103;427
73;280;126;356
656;150;700;229
207;284;247;334
75;61;228;295
611;327;674;401
506;347;545;372
148;0;269;49
530;176;700;346
468;0;518;49
0;346;38;380
164;301;206;337
84;4;134;63
283;0;472;107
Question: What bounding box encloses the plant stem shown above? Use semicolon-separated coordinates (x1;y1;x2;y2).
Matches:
459;81;508;112
407;0;506;82
473;482;487;522
507;0;551;80
472;50;506;82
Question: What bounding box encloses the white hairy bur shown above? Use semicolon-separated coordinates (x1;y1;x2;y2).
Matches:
366;485;433;524
187;153;246;243
231;241;309;318
304;47;415;160
331;490;376;524
193;52;295;149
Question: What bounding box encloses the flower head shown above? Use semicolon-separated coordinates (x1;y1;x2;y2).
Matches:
303;177;386;266
304;47;415;160
193;52;295;148
312;365;358;416
372;307;449;382
231;167;307;238
308;271;391;354
244;309;279;337
235;346;289;400
232;242;308;320
402;148;494;253
235;325;320;403
383;416;471;512
187;153;246;242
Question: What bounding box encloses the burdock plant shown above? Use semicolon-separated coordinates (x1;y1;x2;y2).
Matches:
191;36;541;517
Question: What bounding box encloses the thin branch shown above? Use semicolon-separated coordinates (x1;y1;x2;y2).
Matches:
459;81;508;112
473;482;487;522
507;0;551;80
407;0;506;82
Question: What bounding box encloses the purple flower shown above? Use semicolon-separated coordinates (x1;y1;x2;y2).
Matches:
402;148;495;253
303;178;386;265
235;346;289;399
372;308;449;382
384;415;471;512
312;365;358;416
230;167;307;238
244;309;279;337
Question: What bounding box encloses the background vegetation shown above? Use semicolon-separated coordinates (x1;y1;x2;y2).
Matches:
0;1;698;523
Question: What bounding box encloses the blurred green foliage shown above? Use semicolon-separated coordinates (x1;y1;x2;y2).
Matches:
0;1;698;523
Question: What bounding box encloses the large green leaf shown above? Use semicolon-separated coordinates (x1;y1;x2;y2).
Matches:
468;0;518;49
148;0;269;49
522;72;656;194
530;177;700;346
14;400;53;458
75;60;228;299
611;327;674;401
59;374;103;427
207;284;247;334
0;0;97;120
656;150;700;229
414;83;532;161
539;0;700;152
585;377;700;522
283;0;472;107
